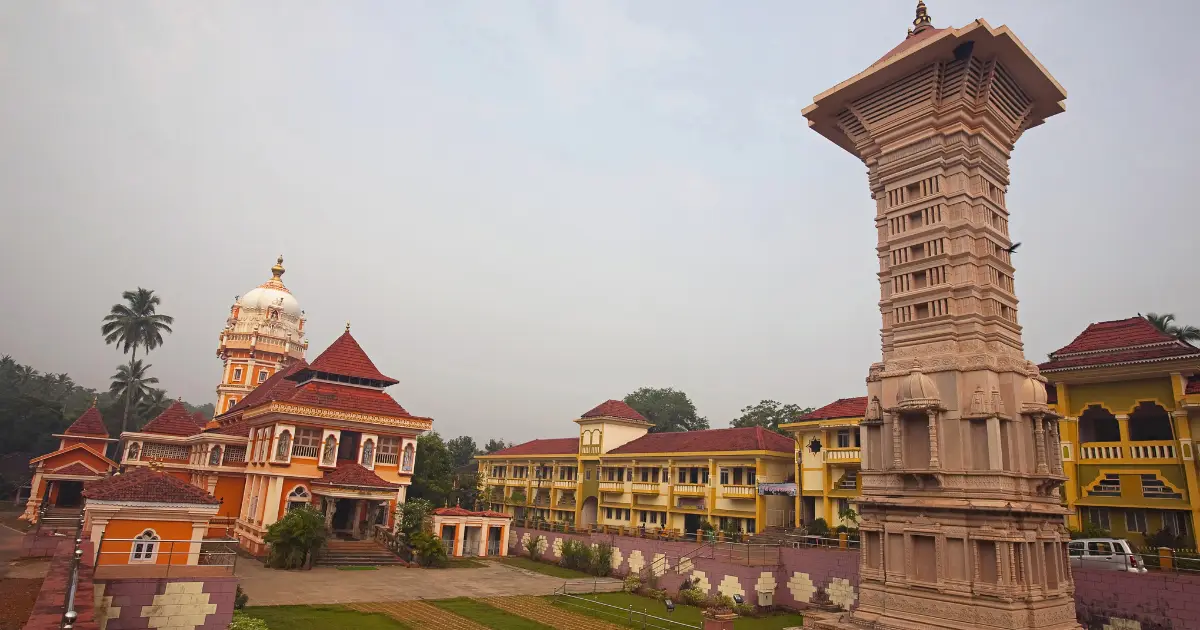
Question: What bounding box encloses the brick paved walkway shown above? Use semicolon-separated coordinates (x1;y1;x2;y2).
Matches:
481;596;627;630
347;600;491;629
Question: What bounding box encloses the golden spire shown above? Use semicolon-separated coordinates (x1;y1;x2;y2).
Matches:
912;1;933;32
91;395;98;407
345;321;351;333
271;255;286;281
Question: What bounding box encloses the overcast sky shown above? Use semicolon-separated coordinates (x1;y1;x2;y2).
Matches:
2;1;1197;445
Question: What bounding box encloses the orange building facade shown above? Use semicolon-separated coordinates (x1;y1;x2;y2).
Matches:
21;404;118;522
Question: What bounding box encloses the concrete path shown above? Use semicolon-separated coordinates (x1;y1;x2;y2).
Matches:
0;521;49;579
236;560;577;606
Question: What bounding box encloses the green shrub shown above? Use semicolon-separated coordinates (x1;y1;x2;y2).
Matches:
229;612;269;630
410;531;448;567
560;539;592;572
623;575;641;592
591;542;613;577
677;588;706;607
807;518;830;537
708;593;734;610
525;535;545;561
234;585;249;610
264;506;327;569
1068;522;1112;540
732;603;756;617
646;588;668;601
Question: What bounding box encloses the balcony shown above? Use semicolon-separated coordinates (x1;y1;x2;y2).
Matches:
674;483;706;496
631;482;663;495
291;444;319;459
722;485;756;499
825;447;861;463
506;478;527;486
533;493;551;507
553;479;576;489
581;445;601;455
557;492;577;509
599;481;626;493
1129;441;1176;461
1080;441;1179;463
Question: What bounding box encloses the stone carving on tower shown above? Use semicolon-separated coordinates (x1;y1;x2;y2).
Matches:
802;3;1076;629
214;256;308;418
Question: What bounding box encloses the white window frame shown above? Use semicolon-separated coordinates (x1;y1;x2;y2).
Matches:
232;367;243;381
258;370;268;383
286;485;311;512
1125;510;1148;534
129;529;160;564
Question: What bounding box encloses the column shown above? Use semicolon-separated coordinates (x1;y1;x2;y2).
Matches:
755;457;766;532
1048;420;1063;475
927;412;941;469
478;526;488;557
324;498;338;531
262;476;284;528
1172;410;1200;535
1057;383;1081;528
1033;414;1048;474
890;417;902;468
499;522;510;557
188;522;207;566
986;416;1003;470
1117;414;1131;444
453;525;464;557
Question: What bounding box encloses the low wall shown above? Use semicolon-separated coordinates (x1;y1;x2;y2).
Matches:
94;577;238;630
1074;567;1200;630
24;538;98;630
510;526;861;611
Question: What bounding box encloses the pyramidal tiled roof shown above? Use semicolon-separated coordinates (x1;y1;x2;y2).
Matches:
311;461;399;490
581;400;648;424
798;397;868;421
1038;317;1200;373
302;330;398;384
140;402;204;437
64;406;109;437
84;466;219;505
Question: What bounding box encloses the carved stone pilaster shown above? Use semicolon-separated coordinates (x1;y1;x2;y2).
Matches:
928;411;941;469
891;415;903;469
1033;414;1048;475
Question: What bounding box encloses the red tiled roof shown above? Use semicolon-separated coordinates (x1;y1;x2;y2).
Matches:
286;381;417;418
311;461;399;490
304;331;398;384
433;507;511;519
50;462;102;477
219;360;309;418
1038;317;1200;373
872;26;946;67
211;422;252;437
607;426;793;455
139;402;203;437
487;438;579;457
581;400;648;424
64;407;109;437
191;412;209;427
798;397;868;421
83;466;220;505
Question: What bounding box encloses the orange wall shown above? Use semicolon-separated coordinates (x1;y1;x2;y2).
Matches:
98;519;193;566
213;475;246;518
39;449;109;473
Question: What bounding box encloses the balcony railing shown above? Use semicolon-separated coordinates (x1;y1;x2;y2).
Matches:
533;493;551;507
631;482;662;495
1080;443;1123;461
375;452;398;465
722;485;756;499
553;479;576;489
825;447;861;462
506;478;527;486
599;481;626;492
1130;442;1176;460
1079;441;1181;462
581;445;600;455
674;483;706;496
291;444;319;458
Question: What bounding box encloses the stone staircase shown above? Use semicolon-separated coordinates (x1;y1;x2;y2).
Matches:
315;539;409;567
746;526;803;546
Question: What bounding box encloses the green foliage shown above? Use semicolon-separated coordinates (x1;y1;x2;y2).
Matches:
229;612;270;630
623;575;641;592
109;359;159;417
730;399;815;435
449;471;484;511
409;531;447;567
445;436;479;468
264;506;327;569
525;535;545;560
807;518;830;537
623;387;709;433
1142;312;1200;343
838;506;859;527
235;585;249;609
559;539;593;572
410;432;454;505
591;542;613;577
698;519;715;532
732;603;756;617
1145;529;1195;550
1069;522;1112;540
394;498;434;539
708;593;735;609
483;439;512;453
101;287;174;432
677;587;706;606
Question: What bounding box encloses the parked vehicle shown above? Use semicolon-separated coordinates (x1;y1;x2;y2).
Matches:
1068;538;1147;573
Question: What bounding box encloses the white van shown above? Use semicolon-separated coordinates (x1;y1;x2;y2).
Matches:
1067;538;1147;573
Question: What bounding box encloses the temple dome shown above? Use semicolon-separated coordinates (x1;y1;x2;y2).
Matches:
239;256;301;317
897;364;940;406
1021;376;1048;406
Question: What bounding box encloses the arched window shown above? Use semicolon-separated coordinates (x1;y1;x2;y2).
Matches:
322;435;337;466
1129;401;1174;441
276;430;292;461
286;486;311;512
1079;405;1120;443
208;445;223;467
361;439;375;466
130;529;159;563
401;443;416;472
126;442;140;461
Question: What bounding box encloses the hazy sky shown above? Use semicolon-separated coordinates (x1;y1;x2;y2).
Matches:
2;1;1197;445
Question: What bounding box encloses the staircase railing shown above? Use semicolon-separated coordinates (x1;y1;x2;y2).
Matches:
641;540;713;583
59;510;85;630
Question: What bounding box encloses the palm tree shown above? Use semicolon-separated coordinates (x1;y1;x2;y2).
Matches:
101;288;174;432
14;364;38;386
137;388;170;420
109;360;159;427
1140;312;1200;343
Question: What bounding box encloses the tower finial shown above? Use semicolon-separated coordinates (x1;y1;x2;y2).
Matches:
912;1;933;33
92;395;98;407
271;255;285;281
345;321;351;333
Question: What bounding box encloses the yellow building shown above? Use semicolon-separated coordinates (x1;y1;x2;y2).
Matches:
780;397;865;528
214;256;308;415
476;400;795;535
1040;316;1200;543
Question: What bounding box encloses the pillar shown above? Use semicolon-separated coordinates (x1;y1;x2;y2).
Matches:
1057;383;1081;529
928;411;941;470
754;457;766;532
1117;414;1131;444
499;522;510;557
986;416;1003;470
1033;414;1048;475
1172;410;1200;534
262;476;284;528
478;526;488;557
453;525;464;557
324;498;338;531
188;522;207;566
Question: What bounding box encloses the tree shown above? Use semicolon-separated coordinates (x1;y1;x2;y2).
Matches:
137;388;170;421
730;400;814;435
624;387;708;433
483;439;511;454
108;360;159;428
1141;312;1200;343
263;506;327;569
410;432;454;506
393;497;434;538
14;365;38;386
101;288;174;433
446;435;479;468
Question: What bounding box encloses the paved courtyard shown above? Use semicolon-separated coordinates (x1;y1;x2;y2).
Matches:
235;559;597;606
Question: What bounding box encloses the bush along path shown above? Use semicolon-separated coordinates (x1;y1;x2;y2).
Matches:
481;596;627;630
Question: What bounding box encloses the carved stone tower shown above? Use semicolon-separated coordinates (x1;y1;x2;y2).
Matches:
802;4;1076;629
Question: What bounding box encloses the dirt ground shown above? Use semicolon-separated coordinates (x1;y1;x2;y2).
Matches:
0;578;42;630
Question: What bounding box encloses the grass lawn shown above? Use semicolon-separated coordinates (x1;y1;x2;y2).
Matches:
244;605;411;629
551;592;805;630
444;558;487;568
496;556;592;579
431;598;554;630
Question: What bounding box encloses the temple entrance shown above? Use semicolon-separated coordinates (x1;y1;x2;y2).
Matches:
54;481;83;507
332;498;355;533
580;497;597;527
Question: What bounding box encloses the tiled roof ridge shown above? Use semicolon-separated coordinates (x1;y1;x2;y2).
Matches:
311;461;399;490
581;399;649;424
64;406;109;437
485;437;580;457
83;466;220;505
218;359;308;418
798;396;869;421
304;330;397;384
607;425;794;455
140;401;204;437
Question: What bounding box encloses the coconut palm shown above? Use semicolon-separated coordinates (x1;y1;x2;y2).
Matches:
109;360;159;427
101;288;174;432
14;364;38;386
1140;312;1200;344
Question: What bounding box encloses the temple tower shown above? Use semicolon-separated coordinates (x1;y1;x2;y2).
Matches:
214;256;308;416
803;4;1076;629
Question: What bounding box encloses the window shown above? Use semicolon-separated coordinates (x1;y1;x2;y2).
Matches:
377;437;399;464
1067;541;1084;557
837;430;851;448
286;486;311;512
585;469;591;480
1141;474;1183;499
836;498;850;517
401;443;416;472
1086;541;1113;556
126;442;140;461
1083;507;1111;530
258;370;268;383
1164;511;1191;537
720;469;729;485
293;428;321;458
130;529;159;563
361;439;375;466
272;430;290;462
233;368;243;381
226;398;236;411
733;468;744;485
1089;474;1121;497
208;445;222;466
747;469;756;485
1125;510;1148;534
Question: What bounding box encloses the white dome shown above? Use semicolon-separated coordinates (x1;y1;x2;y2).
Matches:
241;285;301;317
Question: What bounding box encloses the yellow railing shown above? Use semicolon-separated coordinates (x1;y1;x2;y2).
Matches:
599;481;626;492
1080;443;1123;461
825;447;861;462
1130;441;1177;460
506;478;527;486
581;445;601;455
722;485;756;498
1080;441;1180;462
553;479;576;489
674;483;706;496
631;482;662;495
